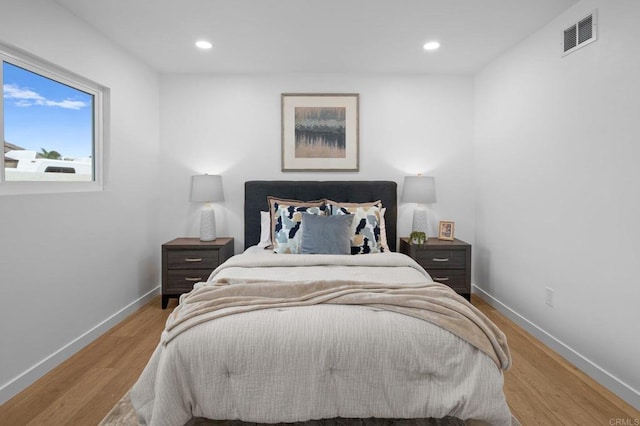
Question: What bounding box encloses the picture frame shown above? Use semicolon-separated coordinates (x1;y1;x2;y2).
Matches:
438;221;455;241
281;93;359;171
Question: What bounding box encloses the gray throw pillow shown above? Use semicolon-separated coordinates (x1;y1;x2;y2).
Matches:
300;213;354;255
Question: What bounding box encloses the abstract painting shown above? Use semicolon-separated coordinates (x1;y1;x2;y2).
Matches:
281;94;358;171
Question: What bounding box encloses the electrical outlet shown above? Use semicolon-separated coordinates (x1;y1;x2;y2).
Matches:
545;287;554;307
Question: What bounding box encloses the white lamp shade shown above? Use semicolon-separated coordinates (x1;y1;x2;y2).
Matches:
190;174;224;202
401;176;436;204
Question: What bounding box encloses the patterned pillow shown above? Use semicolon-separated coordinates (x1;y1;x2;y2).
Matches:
326;200;385;254
268;197;325;254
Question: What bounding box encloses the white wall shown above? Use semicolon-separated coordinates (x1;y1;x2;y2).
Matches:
157;73;476;252
0;0;160;403
474;0;640;408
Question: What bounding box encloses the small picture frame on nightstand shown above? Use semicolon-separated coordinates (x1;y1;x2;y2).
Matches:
438;221;455;241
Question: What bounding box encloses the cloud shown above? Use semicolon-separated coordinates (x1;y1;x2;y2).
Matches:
37;99;88;110
3;83;88;110
3;84;44;101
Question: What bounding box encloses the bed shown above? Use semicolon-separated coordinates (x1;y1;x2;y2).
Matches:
131;180;516;426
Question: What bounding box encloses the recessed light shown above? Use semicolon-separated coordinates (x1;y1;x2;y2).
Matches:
423;41;440;51
195;40;213;50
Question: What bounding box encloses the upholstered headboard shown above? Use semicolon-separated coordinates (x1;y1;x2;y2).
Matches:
244;180;397;251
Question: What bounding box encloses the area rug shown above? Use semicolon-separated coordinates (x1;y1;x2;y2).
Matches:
99;392;466;426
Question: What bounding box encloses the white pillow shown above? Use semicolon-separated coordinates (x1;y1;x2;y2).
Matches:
257;211;272;248
379;207;390;252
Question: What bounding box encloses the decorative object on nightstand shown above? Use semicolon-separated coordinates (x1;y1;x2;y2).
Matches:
399;237;471;301
409;231;426;245
401;175;436;238
190;174;224;241
161;237;234;309
438;221;455;241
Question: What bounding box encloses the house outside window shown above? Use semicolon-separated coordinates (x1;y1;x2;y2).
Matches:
1;43;106;195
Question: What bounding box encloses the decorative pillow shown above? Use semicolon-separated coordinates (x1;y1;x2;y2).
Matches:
257;211;272;248
326;200;385;254
268;197;325;254
300;213;354;255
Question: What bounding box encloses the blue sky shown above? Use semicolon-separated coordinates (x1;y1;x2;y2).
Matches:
3;61;93;159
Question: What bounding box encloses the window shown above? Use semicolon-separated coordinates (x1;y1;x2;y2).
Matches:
1;43;105;195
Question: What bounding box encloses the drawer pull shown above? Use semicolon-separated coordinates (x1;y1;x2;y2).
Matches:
432;258;450;262
184;277;202;282
434;277;450;282
184;258;203;262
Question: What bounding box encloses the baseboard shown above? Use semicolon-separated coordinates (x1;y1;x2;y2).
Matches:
0;286;160;405
472;284;640;411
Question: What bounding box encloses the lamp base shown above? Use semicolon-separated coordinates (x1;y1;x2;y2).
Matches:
412;207;429;239
200;206;216;242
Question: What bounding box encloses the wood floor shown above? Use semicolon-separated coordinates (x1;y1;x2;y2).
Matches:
1;295;638;425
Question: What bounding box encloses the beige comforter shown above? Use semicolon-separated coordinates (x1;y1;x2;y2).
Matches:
163;280;510;371
131;251;516;426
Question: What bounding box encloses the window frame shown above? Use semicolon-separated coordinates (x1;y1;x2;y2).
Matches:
1;43;106;196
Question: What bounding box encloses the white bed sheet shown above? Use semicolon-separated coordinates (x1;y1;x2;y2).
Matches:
213;246;433;284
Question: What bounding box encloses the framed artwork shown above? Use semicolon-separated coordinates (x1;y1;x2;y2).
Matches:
438;221;455;241
281;93;359;171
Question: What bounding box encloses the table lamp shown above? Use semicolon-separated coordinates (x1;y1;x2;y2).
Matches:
401;175;436;238
190;174;224;241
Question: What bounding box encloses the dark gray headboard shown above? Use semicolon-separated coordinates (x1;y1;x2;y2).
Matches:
244;180;397;251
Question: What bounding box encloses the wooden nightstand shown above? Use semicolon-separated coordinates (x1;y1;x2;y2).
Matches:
399;237;471;301
161;237;234;309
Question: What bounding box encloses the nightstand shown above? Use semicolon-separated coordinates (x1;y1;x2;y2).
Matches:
161;237;234;309
399;237;471;301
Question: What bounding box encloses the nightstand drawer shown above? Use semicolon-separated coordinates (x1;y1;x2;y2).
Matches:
414;250;466;269
428;269;468;293
166;270;210;292
162;237;234;309
167;250;219;269
399;238;471;301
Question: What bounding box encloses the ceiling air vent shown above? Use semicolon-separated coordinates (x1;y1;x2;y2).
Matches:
563;10;597;56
